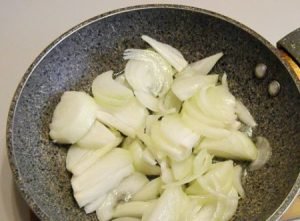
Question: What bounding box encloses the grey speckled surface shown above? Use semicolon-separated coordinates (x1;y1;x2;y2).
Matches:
6;5;300;221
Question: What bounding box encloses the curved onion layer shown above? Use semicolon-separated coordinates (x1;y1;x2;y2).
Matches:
172;74;219;101
96;173;148;221
177;52;223;78
96;99;148;138
142;35;188;72
49;91;98;144
249;136;272;171
198;131;258;161
77;121;122;149
92;70;134;109
235;100;257;127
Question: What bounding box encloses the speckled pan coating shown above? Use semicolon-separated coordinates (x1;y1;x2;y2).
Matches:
6;5;300;221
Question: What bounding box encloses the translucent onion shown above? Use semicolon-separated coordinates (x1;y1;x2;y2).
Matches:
49;91;98;144
249;136;272;171
142;35;188;72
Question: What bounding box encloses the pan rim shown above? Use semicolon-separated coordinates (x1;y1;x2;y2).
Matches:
6;4;300;221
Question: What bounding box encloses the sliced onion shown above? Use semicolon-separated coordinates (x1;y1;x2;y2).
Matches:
49;91;98;144
96;99;148;138
171;155;194;181
77;121;122;149
160;159;174;184
198;131;258;161
189;52;223;75
134;90;159;112
159;90;182;113
160;114;200;151
71;144;114;176
112;218;140;221
74;165;133;208
142;186;185;221
66;145;91;173
172;74;218;101
133;177;162;201
249;136;271;171
232;166;245;198
235;100;257;127
142;35;188;72
84;194;107;214
124;49;174;97
113;201;156;219
150;121;190;161
181;112;230;139
71;149;132;192
96;173;149;221
92;71;134;109
176;52;223;79
127;140;161;176
196;85;237;125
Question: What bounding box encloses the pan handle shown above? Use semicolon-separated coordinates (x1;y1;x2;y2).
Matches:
277;28;300;221
277;28;300;80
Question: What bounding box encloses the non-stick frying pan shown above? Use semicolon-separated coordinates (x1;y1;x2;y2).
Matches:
6;5;300;221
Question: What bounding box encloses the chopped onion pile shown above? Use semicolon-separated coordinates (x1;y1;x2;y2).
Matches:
49;35;272;221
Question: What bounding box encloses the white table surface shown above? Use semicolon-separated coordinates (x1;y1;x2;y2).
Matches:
1;0;300;220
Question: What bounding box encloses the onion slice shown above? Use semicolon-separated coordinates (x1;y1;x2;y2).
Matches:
249;136;272;171
141;35;188;72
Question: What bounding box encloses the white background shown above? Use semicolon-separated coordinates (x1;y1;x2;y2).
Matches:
1;0;300;220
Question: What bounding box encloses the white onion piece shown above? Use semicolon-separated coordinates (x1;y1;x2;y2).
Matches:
112;218;140;221
249;136;272;171
49;91;98;144
74;165;133;208
213;188;239;221
113;201;156;219
142;148;157;166
134;90;159;112
66;145;90;172
142;186;185;221
160;159;174;184
235;100;257;127
172;74;218;101
96;173;149;221
72;149;132;192
181;112;230;139
177;52;223;79
160;114;200;151
71;144;114;176
193;204;215;221
199;131;258;161
92;71;134;108
124;49;173;97
193;149;213;176
150;122;190;161
221;73;228;89
171;156;194;181
232;166;245;198
159;90;182;113
189;52;223;75
84;194;107;214
77;121;122;149
182;99;226;128
196;85;237;125
96;99;148;138
133;177;162;201
127;140;161;176
142;35;188;72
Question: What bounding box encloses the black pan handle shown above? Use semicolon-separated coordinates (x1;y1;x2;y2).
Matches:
277;28;300;67
277;28;300;81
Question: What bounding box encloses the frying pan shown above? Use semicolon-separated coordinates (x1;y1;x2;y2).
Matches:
6;5;300;221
